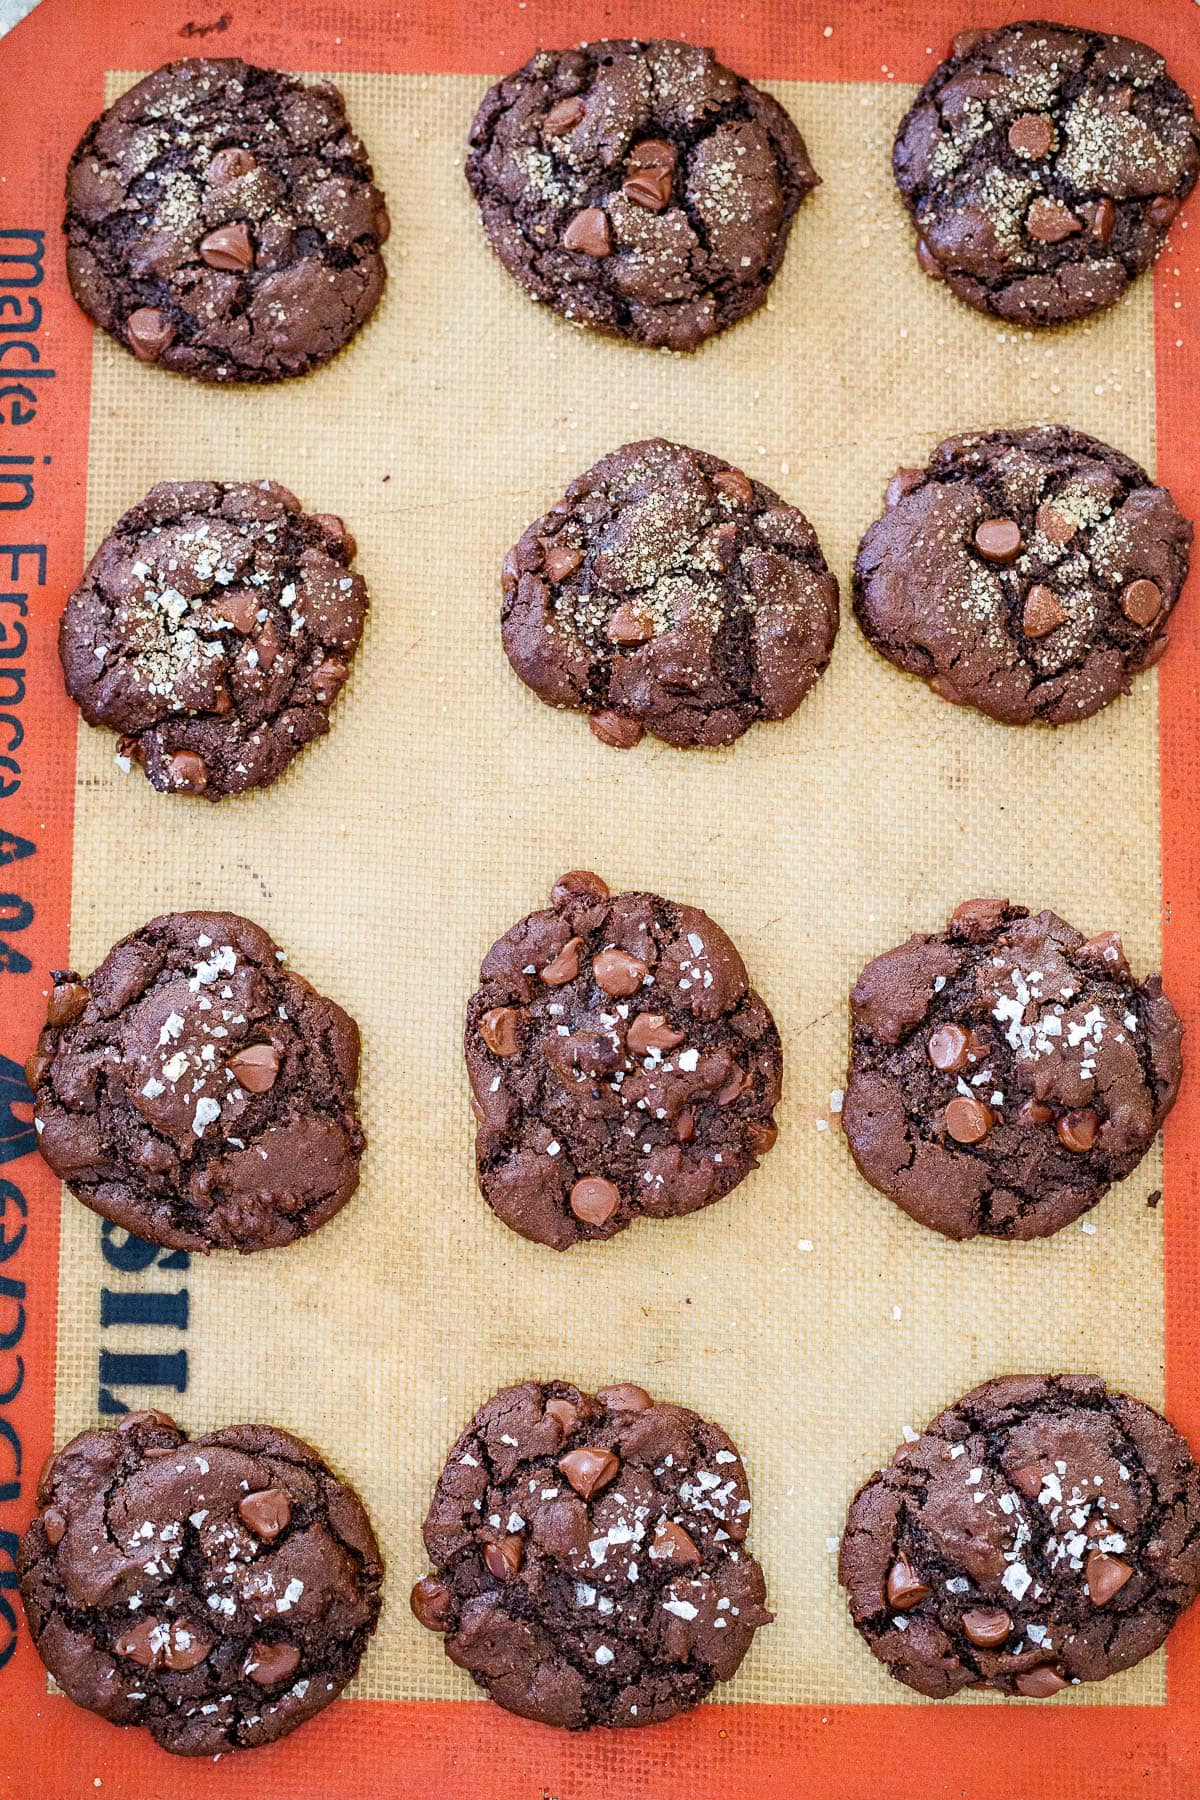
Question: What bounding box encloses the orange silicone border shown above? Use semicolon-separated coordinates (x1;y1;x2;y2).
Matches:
2;3;1198;1794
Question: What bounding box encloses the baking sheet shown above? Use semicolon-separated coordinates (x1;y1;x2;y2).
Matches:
53;68;1166;1709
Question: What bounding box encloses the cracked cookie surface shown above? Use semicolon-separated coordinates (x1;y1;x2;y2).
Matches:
840;1375;1200;1699
60;480;368;799
26;910;364;1253
466;871;782;1249
893;22;1200;325
502;439;838;749
841;898;1182;1240
65;57;389;382
411;1380;771;1727
466;40;818;350
853;426;1192;726
18;1411;382;1756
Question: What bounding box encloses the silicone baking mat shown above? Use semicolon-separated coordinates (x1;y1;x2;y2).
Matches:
2;3;1200;1796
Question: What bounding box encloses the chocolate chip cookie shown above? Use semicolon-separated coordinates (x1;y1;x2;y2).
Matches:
26;911;364;1253
466;40;818;350
411;1380;771;1727
65;58;389;381
842;898;1182;1240
466;872;782;1250
503;439;839;749
19;1410;383;1756
60;481;368;799
840;1374;1200;1699
853;427;1192;726
894;23;1200;325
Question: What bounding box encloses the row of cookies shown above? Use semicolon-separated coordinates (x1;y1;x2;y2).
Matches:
65;26;1200;380
20;1364;1200;1752
22;872;1181;1254
59;425;1194;804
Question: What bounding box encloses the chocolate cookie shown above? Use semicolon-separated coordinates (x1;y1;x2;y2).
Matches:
19;1410;383;1755
842;898;1182;1241
466;872;782;1250
894;22;1200;325
411;1380;771;1727
840;1374;1200;1699
466;40;817;351
503;439;839;749
853;427;1192;726
60;481;368;799
65;58;389;381
26;911;364;1253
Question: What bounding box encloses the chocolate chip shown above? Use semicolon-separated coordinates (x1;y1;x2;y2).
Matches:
540;936;583;985
125;306;174;361
746;1121;778;1156
1056;1108;1099;1153
207;146;257;183
483;1533;525;1578
712;466;755;507
562;207;611;257
945;1096;993;1144
606;603;654;646
1077;931;1130;978
1015;1666;1068;1698
1011;1462;1045;1498
245;1639;301;1685
974;517;1022;562
238;1487;291;1540
161;1619;212;1671
950;898;1010;939
927;1024;975;1074
24;1047;51;1093
115;1617;210;1672
541;541;583;583
374;205;391;244
1086;1551;1133;1605
41;1506;67;1546
114;1617;166;1668
311;656;349;703
675;1107;695;1143
597;1383;651;1413
543;95;586;136
1026;197;1082;243
1023;583;1068;638
228;1043;281;1094
885;468;924;509
199;221;254;270
557;1446;620;1500
593;948;647;996
626;1012;684;1055
915;236;945;278
1090;196;1116;244
545;1397;580;1435
1019;1098;1055;1125
961;1606;1012;1648
46;980;89;1028
716;1065;747;1106
628;138;676;175
218;589;259;633
118;1408;176;1433
569;1176;620;1225
622;140;676;213
952;27;990;55
410;1574;453;1631
1035;500;1077;545
886;1554;930;1610
588;710;643;749
648;1519;701;1564
551;870;610;906
1008;113;1055;159
1121;579;1162;627
479;1006;521;1057
1148;195;1181;230
167;750;208;793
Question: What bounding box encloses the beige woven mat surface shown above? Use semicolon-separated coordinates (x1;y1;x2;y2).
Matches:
53;71;1165;1707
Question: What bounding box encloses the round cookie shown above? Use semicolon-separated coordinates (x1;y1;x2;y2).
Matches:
840;1374;1200;1699
60;480;369;799
853;426;1192;726
503;439;839;749
466;40;818;351
842;898;1183;1241
25;910;364;1253
411;1379;772;1728
893;22;1200;326
466;871;782;1249
19;1410;383;1755
65;58;389;382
